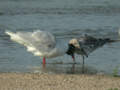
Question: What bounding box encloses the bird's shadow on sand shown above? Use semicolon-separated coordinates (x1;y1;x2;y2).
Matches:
31;62;98;75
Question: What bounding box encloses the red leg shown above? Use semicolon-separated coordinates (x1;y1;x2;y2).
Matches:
72;55;75;61
42;57;46;68
43;57;46;64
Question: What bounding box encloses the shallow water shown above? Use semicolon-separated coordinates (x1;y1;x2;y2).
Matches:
0;0;120;75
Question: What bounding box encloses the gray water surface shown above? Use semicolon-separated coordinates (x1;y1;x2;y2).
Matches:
0;0;120;75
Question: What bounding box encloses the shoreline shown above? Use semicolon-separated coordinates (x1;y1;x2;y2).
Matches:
0;73;119;90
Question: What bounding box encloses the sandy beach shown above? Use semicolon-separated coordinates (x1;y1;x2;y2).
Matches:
0;73;119;90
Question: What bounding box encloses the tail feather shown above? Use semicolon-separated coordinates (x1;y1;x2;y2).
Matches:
5;31;17;40
5;30;24;44
5;31;16;38
105;38;120;43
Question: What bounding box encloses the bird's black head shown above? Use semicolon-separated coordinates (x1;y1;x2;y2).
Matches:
66;44;76;56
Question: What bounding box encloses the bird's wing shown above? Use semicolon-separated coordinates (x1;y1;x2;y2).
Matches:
31;30;56;53
77;35;100;55
5;30;56;56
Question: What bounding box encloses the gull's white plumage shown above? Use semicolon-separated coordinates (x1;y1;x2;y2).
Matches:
5;30;67;58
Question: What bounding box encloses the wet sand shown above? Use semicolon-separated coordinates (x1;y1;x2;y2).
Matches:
0;73;120;90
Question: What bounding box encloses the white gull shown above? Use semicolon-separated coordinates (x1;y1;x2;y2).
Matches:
5;30;71;65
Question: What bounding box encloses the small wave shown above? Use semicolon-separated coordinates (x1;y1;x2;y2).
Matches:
2;6;120;16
